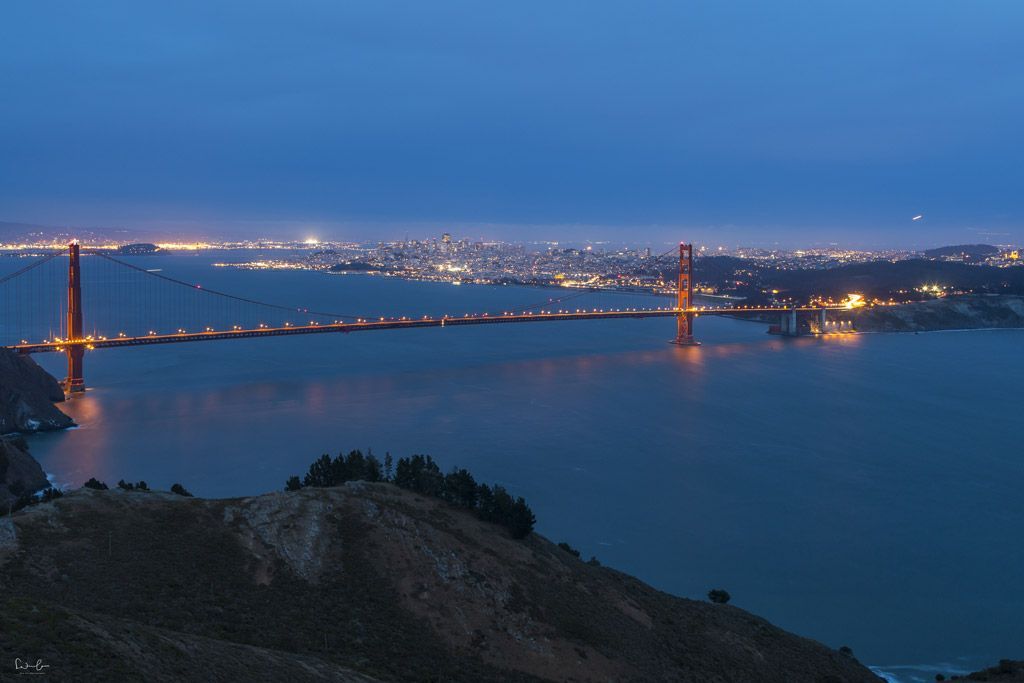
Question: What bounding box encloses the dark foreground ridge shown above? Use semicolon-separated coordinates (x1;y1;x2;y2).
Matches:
0;483;881;682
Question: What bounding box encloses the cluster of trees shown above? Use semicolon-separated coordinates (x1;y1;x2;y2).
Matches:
285;451;536;539
287;450;388;491
83;477;192;496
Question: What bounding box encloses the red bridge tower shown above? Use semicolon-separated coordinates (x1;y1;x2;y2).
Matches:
65;241;85;393
673;242;698;345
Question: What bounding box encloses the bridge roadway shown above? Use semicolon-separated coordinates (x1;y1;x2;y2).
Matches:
9;305;841;354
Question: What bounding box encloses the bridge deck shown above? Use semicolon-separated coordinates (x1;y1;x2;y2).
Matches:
8;306;842;354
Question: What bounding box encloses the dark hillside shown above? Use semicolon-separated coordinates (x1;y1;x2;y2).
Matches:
0;485;881;682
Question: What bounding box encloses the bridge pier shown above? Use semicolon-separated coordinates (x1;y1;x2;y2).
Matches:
779;308;799;337
818;308;828;334
65;346;85;394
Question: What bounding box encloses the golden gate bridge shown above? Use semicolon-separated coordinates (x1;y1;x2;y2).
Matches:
0;242;845;393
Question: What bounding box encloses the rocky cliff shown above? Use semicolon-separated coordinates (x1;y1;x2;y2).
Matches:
0;483;881;682
0;437;50;510
846;295;1024;333
0;349;73;433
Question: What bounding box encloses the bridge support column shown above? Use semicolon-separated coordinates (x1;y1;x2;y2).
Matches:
65;242;85;394
779;308;799;337
818;308;828;334
671;242;699;346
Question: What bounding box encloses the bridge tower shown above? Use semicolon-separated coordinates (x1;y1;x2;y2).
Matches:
65;241;85;393
672;242;698;345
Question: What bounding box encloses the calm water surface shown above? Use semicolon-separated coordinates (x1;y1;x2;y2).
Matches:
12;252;1023;679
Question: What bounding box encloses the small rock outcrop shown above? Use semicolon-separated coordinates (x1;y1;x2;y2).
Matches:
0;348;73;433
0;437;49;509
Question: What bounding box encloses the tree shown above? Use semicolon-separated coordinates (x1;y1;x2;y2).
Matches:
284;476;302;492
707;589;731;604
83;477;108;490
135;481;149;491
443;468;478;509
476;484;495;520
117;479;134;491
170;483;193;497
344;450;367;482
394;455;443;496
383;452;393;481
507;497;535;539
364;454;383;482
303;454;335;487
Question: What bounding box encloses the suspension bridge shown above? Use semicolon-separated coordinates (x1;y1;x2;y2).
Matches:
0;242;845;393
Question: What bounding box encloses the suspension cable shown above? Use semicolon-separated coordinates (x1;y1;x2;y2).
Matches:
86;250;363;321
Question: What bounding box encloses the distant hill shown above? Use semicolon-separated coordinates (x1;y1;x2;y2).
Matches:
769;259;1024;300
646;256;1024;304
845;295;1024;332
0;484;880;682
923;244;1000;260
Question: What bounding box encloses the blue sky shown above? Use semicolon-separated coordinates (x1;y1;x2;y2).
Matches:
1;1;1021;247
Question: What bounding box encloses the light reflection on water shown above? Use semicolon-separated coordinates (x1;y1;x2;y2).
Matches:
13;253;1023;677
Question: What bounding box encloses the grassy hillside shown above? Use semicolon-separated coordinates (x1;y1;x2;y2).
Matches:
0;485;880;682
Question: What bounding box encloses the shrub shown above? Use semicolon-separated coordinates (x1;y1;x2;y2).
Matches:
838;646;853;657
135;481;149;492
587;556;601;566
117;479;134;491
170;483;193;497
707;589;731;604
39;487;63;503
6;487;63;514
83;477;108;490
557;542;581;558
284;476;303;492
